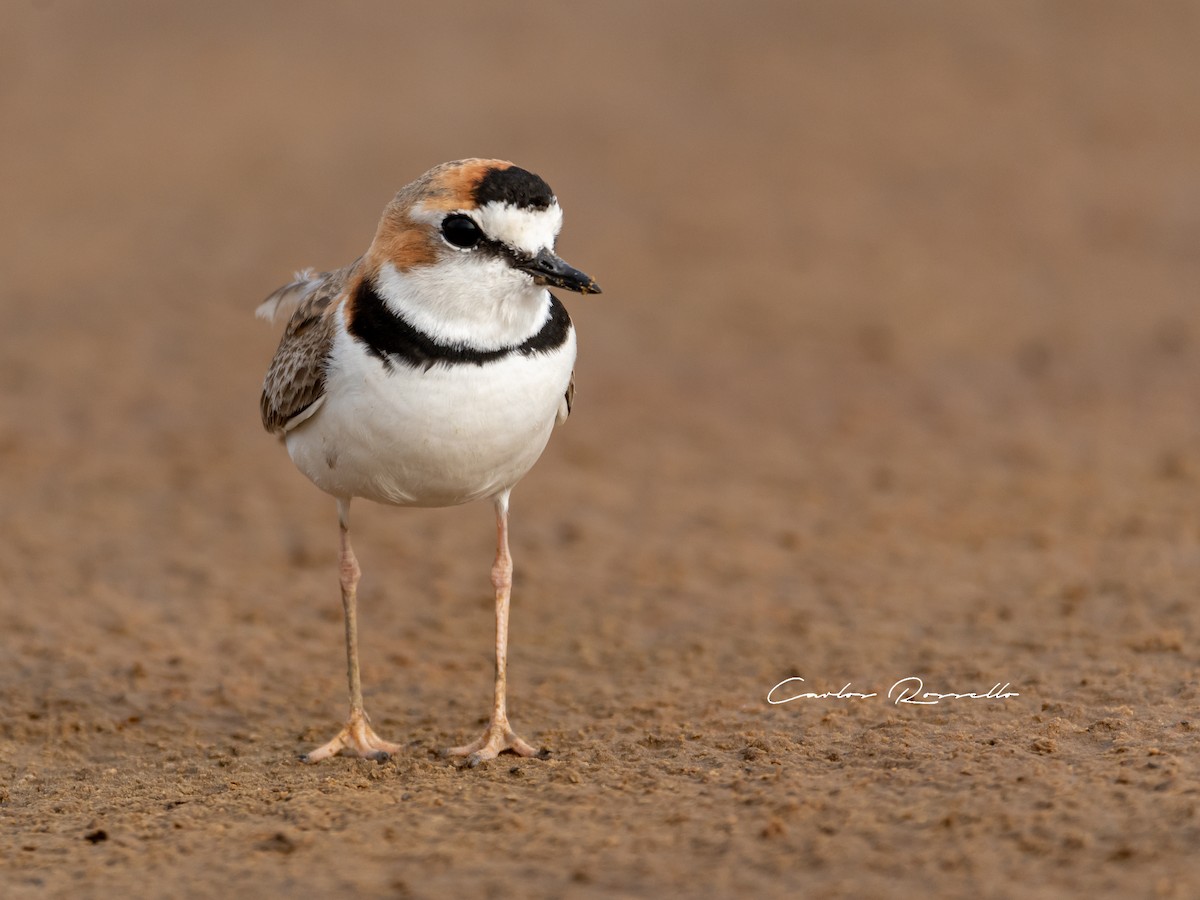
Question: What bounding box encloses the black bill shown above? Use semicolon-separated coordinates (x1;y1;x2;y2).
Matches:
516;248;602;295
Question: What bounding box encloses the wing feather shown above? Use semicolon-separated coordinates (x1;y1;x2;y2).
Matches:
557;370;575;425
258;265;355;434
255;269;327;323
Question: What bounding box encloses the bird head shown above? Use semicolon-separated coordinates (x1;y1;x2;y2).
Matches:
362;159;600;349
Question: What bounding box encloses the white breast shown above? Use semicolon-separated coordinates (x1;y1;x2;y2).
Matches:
284;317;576;508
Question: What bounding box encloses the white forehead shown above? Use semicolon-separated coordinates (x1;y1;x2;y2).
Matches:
411;199;563;255
474;200;563;254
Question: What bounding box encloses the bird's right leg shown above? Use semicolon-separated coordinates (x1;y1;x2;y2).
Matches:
302;499;401;763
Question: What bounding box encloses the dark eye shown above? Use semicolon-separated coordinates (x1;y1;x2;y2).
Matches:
441;214;482;249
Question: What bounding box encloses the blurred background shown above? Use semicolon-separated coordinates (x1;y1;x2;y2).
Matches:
1;1;1198;896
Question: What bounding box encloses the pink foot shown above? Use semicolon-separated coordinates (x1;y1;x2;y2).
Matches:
444;718;549;767
302;712;401;763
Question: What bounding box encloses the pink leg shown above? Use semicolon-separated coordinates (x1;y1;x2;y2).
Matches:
302;499;401;763
445;491;547;766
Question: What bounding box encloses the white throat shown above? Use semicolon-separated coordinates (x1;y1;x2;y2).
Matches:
374;259;552;350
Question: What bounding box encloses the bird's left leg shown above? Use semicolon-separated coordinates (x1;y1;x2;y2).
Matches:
445;490;548;766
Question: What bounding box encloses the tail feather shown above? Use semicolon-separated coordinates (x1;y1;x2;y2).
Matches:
255;268;326;323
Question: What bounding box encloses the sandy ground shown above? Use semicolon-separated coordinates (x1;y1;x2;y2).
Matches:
2;1;1199;897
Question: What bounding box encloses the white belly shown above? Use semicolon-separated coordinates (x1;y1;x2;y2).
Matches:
285;327;576;507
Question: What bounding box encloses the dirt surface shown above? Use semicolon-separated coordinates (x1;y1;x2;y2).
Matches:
2;1;1199;897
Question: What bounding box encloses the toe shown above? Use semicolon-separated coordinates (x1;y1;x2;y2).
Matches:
444;722;547;765
302;717;401;762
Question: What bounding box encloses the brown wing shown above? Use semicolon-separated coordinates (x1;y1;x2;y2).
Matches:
258;265;355;434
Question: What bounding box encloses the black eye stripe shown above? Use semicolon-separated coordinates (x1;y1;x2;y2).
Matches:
441;214;482;249
440;218;538;272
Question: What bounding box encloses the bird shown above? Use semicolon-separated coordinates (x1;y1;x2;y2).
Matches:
256;159;600;765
